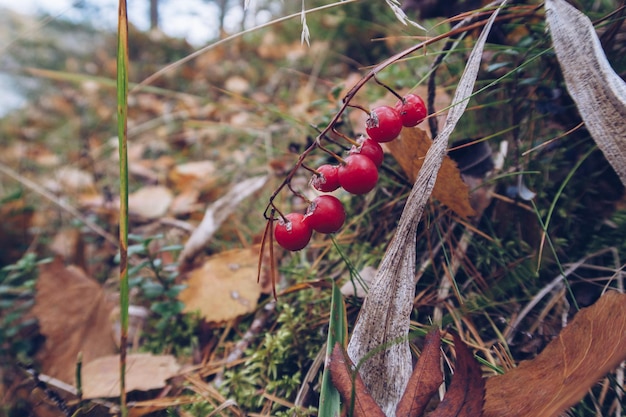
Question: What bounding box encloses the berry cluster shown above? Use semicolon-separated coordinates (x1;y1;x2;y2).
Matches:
273;93;427;251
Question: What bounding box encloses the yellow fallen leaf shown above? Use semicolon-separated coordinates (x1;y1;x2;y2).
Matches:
179;246;262;323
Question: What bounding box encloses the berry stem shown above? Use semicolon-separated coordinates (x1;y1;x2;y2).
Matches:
310;125;351;151
316;140;346;165
374;75;403;101
331;128;360;147
287;183;311;205
301;163;319;175
347;103;371;115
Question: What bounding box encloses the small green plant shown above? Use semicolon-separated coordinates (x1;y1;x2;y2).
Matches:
0;253;51;363
220;298;328;414
121;234;197;356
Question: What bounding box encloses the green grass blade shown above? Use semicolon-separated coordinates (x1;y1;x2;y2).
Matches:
116;1;129;416
319;280;348;417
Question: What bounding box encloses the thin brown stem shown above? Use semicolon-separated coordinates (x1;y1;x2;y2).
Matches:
332;127;360;147
374;75;403;101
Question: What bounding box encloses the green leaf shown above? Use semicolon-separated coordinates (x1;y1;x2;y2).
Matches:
319;281;348;417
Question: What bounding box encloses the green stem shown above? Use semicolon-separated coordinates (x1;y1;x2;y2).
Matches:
116;1;129;416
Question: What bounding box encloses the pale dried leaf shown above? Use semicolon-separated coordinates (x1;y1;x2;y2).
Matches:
484;291;626;417
169;160;217;192
54;166;95;192
346;4;506;415
33;259;117;384
178;246;262;323
129;185;173;219
82;353;180;399
545;0;626;186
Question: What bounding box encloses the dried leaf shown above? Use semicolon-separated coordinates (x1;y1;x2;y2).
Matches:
169;189;201;216
53;166;95;193
169;160;217;193
50;228;85;268
0;198;33;265
395;330;443;417
329;344;385;417
484;291;626;417
386;129;475;218
545;0;626;186
178;246;262;323
82;353;180;399
129;185;173;219
33;259;117;384
346;4;506;414
429;333;484;417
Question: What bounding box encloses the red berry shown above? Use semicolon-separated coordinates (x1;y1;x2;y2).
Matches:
365;105;403;143
305;195;346;234
311;164;340;192
351;137;383;168
338;154;379;195
395;94;427;127
274;213;312;251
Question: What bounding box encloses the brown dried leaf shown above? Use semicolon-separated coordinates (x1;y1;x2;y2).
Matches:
395;330;443;417
0;198;33;265
82;353;180;399
178;246;262;323
33;259;117;384
484;291;626;417
329;343;386;417
386;128;475;218
429;333;485;417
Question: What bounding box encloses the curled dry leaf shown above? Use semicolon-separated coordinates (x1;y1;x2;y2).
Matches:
429;333;484;417
178;246;262;323
82;353;180;399
386;128;476;218
329;343;386;417
395;330;443;417
33;259;117;384
484;291;626;417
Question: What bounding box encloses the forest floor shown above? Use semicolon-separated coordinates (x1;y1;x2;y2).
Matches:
1;2;625;416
